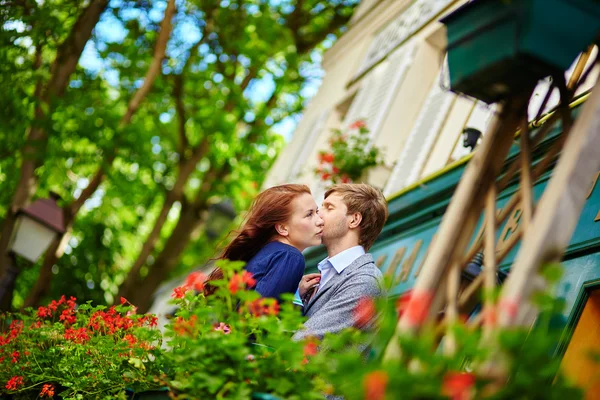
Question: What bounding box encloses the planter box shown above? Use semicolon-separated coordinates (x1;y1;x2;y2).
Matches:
441;0;600;103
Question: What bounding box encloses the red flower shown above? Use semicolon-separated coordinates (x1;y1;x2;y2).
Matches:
173;315;198;336
245;299;280;316
5;376;23;391
363;370;388;400
214;322;231;334
120;297;128;305
341;174;351;184
37;306;51;318
171;286;189;299
229;271;256;294
402;289;434;326
40;383;55;398
64;327;90;344
123;334;137;348
321;153;334;163
349;120;367;130
395;290;412;319
303;341;318;357
442;371;476;400
353;297;377;328
321;173;331;181
185;271;208;292
242;271;256;287
59;309;76;325
11;351;19;364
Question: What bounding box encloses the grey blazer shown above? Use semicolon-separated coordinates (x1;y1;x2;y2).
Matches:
293;253;384;340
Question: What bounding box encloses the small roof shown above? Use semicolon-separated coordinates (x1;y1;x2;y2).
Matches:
20;196;65;234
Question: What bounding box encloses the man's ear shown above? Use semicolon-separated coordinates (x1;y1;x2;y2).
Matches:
275;223;289;237
348;212;362;229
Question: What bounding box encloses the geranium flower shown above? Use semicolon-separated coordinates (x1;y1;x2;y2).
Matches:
5;376;23;391
353;297;376;328
403;289;434;326
171;286;188;299
185;271;208;292
349;120;367;130
40;383;55;398
363;370;388;400
442;371;476;400
303;341;318;357
229;271;256;294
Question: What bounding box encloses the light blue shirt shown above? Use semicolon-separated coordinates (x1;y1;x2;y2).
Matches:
317;245;366;289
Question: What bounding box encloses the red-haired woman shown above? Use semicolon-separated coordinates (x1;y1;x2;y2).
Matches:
205;184;324;299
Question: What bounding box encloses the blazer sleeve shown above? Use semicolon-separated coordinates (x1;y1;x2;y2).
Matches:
255;250;305;299
293;272;383;341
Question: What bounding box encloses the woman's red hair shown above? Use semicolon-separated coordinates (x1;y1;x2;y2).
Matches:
204;184;311;295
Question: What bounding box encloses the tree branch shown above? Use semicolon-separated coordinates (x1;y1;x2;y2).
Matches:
173;74;189;154
47;0;109;99
121;0;176;127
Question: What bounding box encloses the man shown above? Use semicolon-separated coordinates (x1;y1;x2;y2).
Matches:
293;183;388;340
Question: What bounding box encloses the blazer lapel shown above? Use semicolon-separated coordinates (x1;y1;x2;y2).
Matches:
304;254;374;314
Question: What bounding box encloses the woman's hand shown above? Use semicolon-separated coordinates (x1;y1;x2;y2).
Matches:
299;273;321;297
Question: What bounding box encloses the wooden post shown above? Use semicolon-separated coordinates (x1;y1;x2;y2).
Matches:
384;93;531;361
499;81;600;327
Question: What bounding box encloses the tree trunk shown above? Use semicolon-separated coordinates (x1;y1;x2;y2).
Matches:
127;200;207;312
0;0;109;276
117;140;209;300
21;0;177;306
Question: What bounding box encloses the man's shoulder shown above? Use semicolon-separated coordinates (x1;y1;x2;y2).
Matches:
347;254;382;278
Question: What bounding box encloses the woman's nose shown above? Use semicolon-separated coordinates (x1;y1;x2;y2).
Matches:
316;215;324;226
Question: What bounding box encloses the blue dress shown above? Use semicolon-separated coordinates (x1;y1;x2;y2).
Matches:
245;241;305;299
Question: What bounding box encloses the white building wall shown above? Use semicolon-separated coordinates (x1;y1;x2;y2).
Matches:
263;0;599;200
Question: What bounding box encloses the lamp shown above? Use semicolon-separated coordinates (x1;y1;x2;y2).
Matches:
462;251;509;284
0;193;65;309
205;200;237;240
462;127;482;152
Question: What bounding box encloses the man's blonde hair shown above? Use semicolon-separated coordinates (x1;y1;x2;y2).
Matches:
324;183;388;251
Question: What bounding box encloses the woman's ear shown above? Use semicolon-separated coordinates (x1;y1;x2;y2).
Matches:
275;223;289;237
348;212;362;229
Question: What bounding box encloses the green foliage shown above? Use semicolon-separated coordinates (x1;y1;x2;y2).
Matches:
0;296;164;399
159;260;326;399
0;0;360;308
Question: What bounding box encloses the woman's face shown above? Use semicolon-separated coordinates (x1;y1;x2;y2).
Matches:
282;193;324;252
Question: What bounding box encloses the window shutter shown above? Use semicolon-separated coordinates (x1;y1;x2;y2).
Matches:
287;110;329;181
368;45;417;141
384;68;455;196
344;45;416;139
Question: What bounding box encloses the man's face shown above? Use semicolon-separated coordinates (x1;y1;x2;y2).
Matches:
319;193;350;246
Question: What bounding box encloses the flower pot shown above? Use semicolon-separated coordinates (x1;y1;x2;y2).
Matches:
441;0;600;103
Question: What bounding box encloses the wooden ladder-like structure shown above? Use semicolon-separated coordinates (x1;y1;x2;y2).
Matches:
385;47;600;360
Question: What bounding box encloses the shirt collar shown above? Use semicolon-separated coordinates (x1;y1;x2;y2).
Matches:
318;246;365;274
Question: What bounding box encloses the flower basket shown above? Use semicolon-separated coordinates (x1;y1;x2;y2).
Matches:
441;0;600;103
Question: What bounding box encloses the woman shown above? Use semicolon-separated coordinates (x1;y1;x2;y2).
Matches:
205;184;324;299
